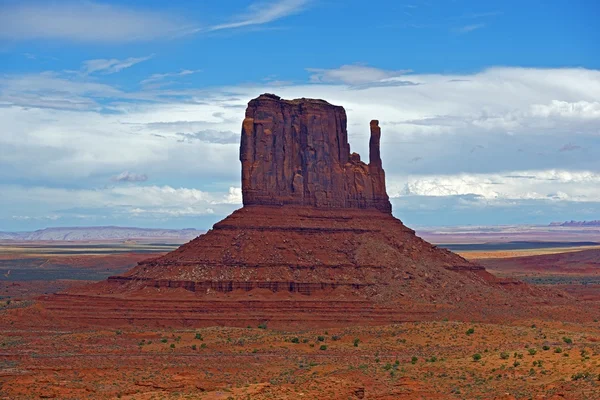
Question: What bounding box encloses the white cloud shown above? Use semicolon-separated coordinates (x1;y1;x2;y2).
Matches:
1;184;242;219
82;56;154;75
388;170;600;203
2;65;600;227
140;69;201;86
0;2;191;42
307;64;413;85
208;0;311;31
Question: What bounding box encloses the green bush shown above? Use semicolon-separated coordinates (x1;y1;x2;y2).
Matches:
161;338;168;343
563;337;573;344
472;353;482;361
170;344;175;349
500;352;510;360
542;345;550;351
258;323;267;329
554;347;562;353
528;348;537;356
195;333;203;340
411;356;418;364
466;328;475;335
291;337;300;344
317;336;325;342
191;344;197;350
319;345;328;351
353;338;360;347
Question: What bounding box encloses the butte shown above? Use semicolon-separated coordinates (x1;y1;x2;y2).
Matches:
41;94;559;328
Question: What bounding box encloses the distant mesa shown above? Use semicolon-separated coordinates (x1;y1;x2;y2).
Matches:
38;94;558;328
549;220;600;227
0;226;204;241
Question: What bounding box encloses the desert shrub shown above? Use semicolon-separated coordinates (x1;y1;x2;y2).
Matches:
161;338;168;343
332;335;341;341
258;323;267;329
528;348;537;355
542;345;550;350
513;361;520;367
383;363;392;371
302;338;309;343
500;352;510;360
472;353;482;361
319;345;327;351
563;337;573;344
466;328;475;335
572;371;592;381
115;330;122;335
427;356;437;363
554;347;563;353
170;344;175;349
291;337;300;344
191;344;197;350
195;333;203;340
317;336;325;342
353;338;360;347
411;356;418;364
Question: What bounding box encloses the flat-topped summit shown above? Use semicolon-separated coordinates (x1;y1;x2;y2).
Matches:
241;94;391;213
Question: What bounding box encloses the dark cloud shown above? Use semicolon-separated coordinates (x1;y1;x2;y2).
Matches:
111;171;148;183
559;143;582;152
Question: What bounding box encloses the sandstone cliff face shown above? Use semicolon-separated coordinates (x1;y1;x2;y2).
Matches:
240;94;392;213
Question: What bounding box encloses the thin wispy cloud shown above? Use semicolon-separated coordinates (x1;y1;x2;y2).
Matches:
453;11;503;19
307;64;412;85
82;56;154;75
140;70;201;86
0;2;191;42
208;0;311;31
455;23;486;34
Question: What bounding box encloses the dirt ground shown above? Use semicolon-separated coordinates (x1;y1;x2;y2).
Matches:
1;319;599;399
1;243;599;399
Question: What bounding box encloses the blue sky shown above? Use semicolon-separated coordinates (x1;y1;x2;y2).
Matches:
0;0;599;231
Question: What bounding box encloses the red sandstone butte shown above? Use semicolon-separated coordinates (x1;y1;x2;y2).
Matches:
240;94;391;212
37;94;561;328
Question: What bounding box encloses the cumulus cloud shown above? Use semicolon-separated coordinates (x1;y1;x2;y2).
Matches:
0;2;191;42
388;170;600;202
1;184;242;220
2;64;600;228
111;172;148;183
